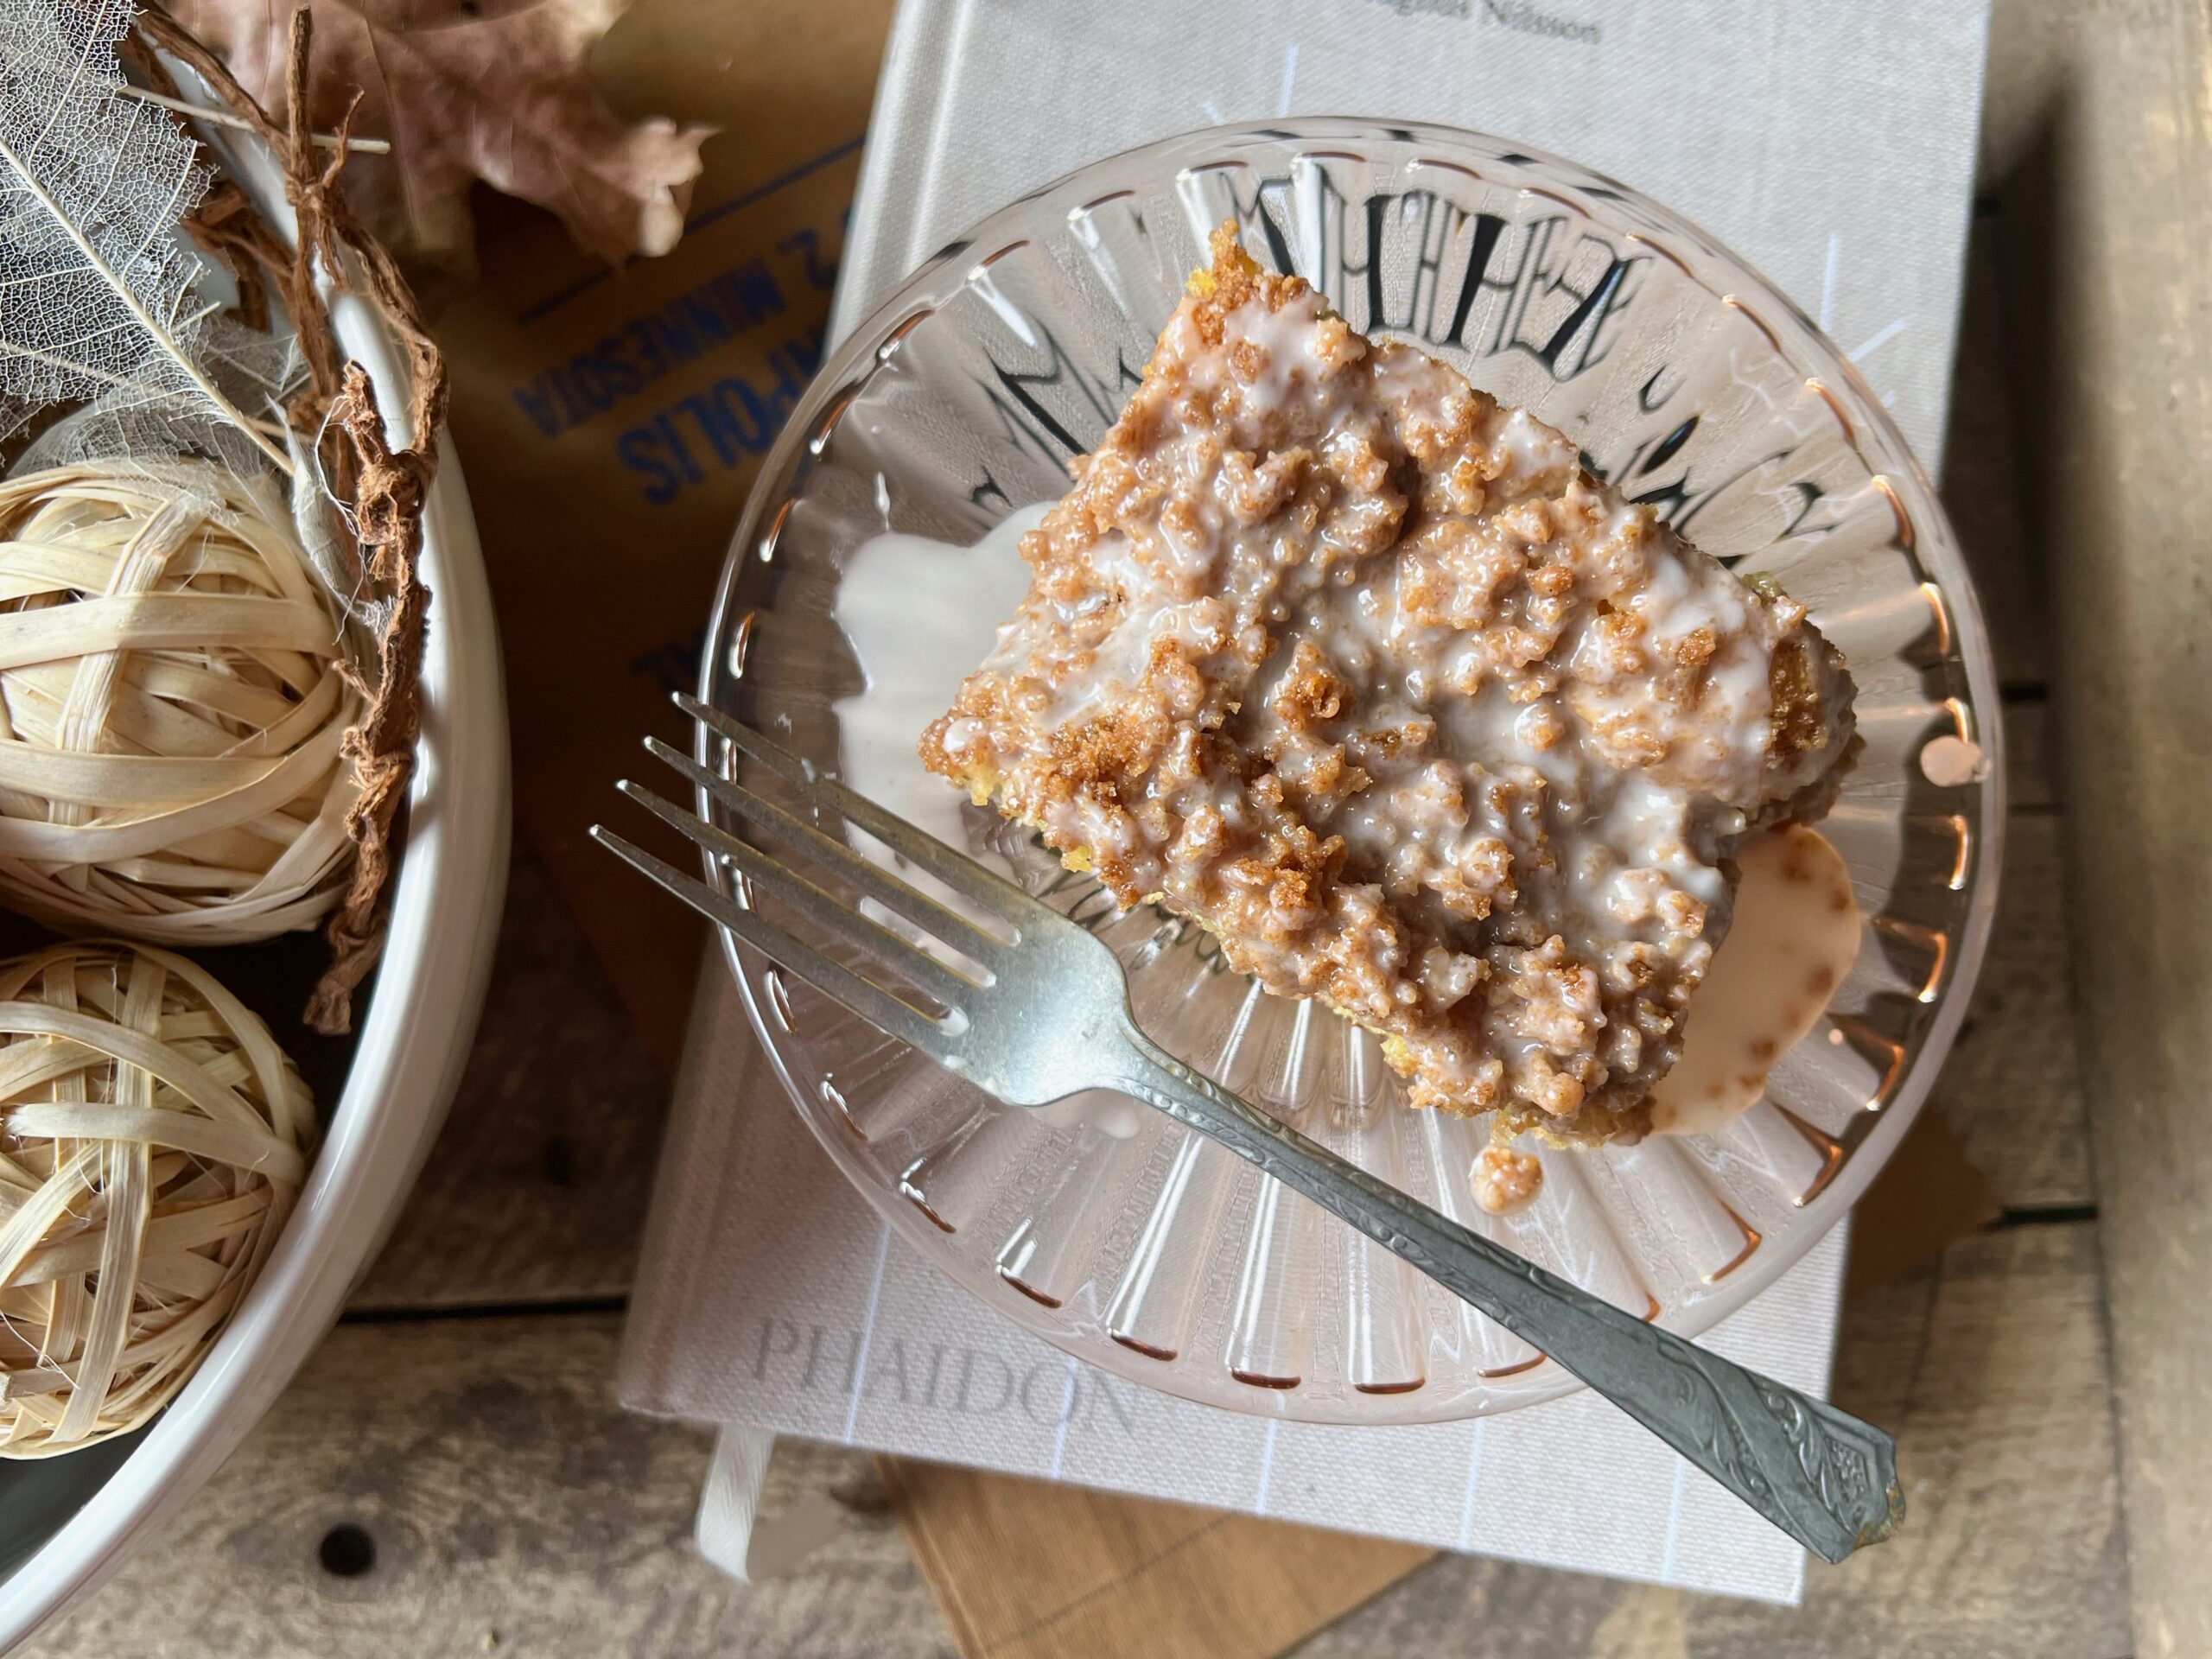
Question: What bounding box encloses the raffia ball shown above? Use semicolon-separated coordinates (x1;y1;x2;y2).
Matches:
0;461;365;944
0;941;315;1456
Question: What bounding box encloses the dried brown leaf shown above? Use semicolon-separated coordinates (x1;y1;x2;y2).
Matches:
169;0;712;269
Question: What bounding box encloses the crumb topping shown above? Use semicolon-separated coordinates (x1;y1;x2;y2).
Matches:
922;226;1856;1143
1472;1144;1545;1215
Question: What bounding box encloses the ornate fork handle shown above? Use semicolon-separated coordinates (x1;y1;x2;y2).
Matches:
1113;1025;1904;1564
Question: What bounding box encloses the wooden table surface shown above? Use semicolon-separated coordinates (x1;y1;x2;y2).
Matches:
20;2;2196;1653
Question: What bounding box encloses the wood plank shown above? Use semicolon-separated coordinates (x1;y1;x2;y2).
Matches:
1986;0;2212;1651
1940;212;2050;690
1299;1222;2127;1659
22;1221;2118;1658
882;1460;1428;1659
2002;696;2056;810
16;1315;945;1659
348;840;667;1310
1976;0;2069;191
1929;810;2091;1211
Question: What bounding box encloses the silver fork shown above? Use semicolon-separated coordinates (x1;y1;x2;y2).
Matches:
594;692;1904;1564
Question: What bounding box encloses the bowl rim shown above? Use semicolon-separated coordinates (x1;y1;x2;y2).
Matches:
702;116;2007;1425
0;129;513;1651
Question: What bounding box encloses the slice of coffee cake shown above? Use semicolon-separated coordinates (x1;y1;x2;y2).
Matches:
922;226;1856;1144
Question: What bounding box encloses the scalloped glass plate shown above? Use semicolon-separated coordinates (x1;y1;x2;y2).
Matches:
697;120;2003;1424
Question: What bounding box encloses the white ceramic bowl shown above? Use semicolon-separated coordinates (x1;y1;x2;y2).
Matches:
0;111;512;1648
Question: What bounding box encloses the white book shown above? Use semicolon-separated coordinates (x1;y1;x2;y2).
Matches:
621;0;1989;1606
833;0;1989;468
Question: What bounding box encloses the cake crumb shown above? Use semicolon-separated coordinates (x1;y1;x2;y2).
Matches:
1472;1144;1545;1215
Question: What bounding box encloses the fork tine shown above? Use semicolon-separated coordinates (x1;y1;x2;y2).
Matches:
676;692;1062;930
644;735;1012;965
614;779;984;1014
589;824;954;1056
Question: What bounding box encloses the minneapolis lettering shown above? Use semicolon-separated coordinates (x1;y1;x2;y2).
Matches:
613;329;826;505
505;222;842;505
510;257;788;437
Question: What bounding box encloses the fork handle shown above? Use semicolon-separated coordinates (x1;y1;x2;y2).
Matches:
1111;1024;1904;1564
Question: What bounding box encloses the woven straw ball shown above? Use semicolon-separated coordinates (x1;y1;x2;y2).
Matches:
0;940;314;1456
0;461;365;944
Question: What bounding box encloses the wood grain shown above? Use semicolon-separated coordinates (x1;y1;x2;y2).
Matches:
1987;0;2212;1650
1929;810;2091;1211
1941;212;2050;692
16;1223;2120;1659
882;1461;1428;1659
349;840;666;1310
2001;696;2056;810
1300;1223;2127;1659
16;1315;948;1659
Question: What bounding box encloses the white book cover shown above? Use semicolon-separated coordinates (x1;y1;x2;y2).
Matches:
832;0;1989;470
622;0;1990;1606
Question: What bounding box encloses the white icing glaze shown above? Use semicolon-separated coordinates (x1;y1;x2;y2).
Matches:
832;504;1046;855
836;516;1854;1149
834;504;1143;1139
1649;823;1861;1136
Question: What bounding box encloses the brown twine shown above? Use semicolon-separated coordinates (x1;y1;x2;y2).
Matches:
181;180;277;335
137;6;448;1033
115;32;277;337
301;365;429;1032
